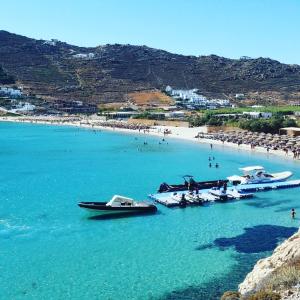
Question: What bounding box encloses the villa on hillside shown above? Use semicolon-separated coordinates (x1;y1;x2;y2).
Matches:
0;87;22;97
165;86;231;109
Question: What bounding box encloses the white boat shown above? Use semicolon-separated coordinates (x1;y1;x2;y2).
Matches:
227;166;293;185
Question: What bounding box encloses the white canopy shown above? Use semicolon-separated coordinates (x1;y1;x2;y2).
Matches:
239;166;264;172
227;175;243;181
106;195;134;206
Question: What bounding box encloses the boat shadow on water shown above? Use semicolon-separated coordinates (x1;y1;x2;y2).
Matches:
86;210;161;221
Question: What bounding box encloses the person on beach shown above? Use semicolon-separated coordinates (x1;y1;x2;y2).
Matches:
291;208;296;219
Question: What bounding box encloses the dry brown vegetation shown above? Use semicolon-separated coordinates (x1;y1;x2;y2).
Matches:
261;260;300;293
246;291;281;300
97;102;125;110
128;90;174;106
221;259;300;300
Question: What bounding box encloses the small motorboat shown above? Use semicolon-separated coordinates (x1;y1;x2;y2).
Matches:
78;195;157;215
158;175;228;193
227;166;292;185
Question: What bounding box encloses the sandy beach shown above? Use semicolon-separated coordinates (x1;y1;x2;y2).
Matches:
0;115;297;161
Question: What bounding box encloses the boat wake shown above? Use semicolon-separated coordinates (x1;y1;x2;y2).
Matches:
0;219;31;239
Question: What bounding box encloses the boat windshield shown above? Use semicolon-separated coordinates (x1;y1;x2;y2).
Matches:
106;195;134;207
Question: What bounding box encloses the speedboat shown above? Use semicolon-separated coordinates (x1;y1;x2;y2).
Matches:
227;166;292;185
78;195;157;215
158;175;228;193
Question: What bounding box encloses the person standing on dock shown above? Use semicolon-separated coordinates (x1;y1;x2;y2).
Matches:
291;208;296;219
179;194;187;208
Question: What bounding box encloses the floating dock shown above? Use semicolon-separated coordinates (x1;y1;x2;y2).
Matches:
236;179;300;193
149;179;300;208
149;190;230;207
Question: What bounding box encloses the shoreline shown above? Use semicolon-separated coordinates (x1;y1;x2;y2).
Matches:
0;116;298;161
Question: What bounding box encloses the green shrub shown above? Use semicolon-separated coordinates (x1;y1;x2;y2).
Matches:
247;290;281;300
221;290;241;300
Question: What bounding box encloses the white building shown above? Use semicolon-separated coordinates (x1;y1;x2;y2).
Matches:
0;87;22;97
72;53;95;59
235;93;245;99
10;102;35;114
165;86;231;108
165;86;172;93
43;39;59;46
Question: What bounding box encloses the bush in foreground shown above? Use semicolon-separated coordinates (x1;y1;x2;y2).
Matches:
246;290;281;300
221;291;241;300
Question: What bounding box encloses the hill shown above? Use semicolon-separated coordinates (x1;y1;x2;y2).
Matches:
0;30;300;104
0;66;15;84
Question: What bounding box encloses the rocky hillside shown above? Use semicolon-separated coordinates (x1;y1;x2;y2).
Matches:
0;66;15;84
238;229;300;299
1;30;300;104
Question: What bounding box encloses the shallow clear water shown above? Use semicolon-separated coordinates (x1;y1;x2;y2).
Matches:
1;122;299;300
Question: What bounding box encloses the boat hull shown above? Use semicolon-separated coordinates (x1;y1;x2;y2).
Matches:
78;202;157;214
158;179;228;193
229;171;293;185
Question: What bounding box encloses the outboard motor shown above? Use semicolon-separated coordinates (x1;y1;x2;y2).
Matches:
158;183;169;193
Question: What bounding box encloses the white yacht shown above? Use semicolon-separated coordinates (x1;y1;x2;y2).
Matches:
227;166;293;185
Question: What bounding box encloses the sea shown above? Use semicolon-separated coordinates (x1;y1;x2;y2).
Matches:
1;121;299;300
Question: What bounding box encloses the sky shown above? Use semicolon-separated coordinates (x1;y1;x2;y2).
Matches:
0;0;299;64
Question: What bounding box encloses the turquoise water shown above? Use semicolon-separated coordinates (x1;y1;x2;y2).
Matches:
1;122;299;300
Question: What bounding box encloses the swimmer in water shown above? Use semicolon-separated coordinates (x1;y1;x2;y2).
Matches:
209;163;212;168
209;157;211;161
215;163;219;168
291;208;296;219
